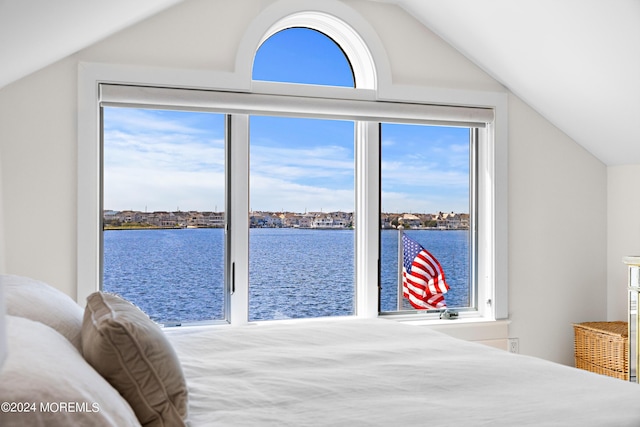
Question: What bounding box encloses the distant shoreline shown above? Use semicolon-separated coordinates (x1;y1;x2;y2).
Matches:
104;226;182;231
103;225;466;231
103;225;223;231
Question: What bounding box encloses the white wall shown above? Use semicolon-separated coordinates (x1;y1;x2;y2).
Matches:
0;55;78;288
608;166;640;322
508;95;607;362
0;0;608;365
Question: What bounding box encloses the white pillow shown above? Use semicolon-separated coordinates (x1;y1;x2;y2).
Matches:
0;315;141;427
1;275;83;351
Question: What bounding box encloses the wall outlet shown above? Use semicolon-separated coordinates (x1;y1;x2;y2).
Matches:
508;338;519;354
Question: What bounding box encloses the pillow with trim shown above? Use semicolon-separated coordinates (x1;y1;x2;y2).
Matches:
82;292;188;427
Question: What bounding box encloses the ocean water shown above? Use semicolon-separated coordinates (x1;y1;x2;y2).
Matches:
103;228;469;324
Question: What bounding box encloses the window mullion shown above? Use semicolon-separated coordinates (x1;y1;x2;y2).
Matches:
354;121;379;317
470;128;479;313
477;125;501;320
228;114;250;325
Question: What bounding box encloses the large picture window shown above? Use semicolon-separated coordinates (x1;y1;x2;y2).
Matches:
98;85;489;324
80;8;506;325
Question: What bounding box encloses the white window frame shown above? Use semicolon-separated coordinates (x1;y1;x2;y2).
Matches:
77;1;508;325
79;77;507;325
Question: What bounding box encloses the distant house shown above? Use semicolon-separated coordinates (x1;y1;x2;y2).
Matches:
433;212;468;229
399;213;421;228
188;212;206;227
206;212;225;227
312;215;335;228
250;212;282;228
380;214;393;229
298;214;314;228
103;210;119;223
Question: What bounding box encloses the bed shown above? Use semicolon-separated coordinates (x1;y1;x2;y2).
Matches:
2;274;640;426
166;319;640;426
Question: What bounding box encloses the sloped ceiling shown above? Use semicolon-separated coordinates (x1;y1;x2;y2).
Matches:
388;0;640;166
0;0;183;90
0;0;638;165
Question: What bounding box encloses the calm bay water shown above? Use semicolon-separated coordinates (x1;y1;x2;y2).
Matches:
103;228;469;324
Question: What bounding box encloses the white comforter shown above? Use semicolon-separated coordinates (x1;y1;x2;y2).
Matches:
165;318;640;426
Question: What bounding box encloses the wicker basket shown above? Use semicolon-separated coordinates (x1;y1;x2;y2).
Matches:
573;321;628;380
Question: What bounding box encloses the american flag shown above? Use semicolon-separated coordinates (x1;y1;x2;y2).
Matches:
402;233;449;309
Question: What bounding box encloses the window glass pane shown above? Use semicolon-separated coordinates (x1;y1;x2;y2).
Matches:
253;27;354;87
379;123;471;312
249;115;355;321
102;107;226;325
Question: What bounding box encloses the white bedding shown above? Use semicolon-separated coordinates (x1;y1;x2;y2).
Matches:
165;318;640;426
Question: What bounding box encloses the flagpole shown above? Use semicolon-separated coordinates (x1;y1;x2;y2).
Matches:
397;225;404;311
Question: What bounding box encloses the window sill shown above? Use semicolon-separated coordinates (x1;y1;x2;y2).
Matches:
387;316;511;350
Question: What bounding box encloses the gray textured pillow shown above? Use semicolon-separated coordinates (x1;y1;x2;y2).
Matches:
82;292;188;427
0;315;141;427
1;274;83;351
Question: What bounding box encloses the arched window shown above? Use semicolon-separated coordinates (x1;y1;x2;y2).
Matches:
84;3;505;327
253;27;355;87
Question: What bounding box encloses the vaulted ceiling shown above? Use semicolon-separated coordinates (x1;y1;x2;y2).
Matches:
1;0;638;165
393;0;640;166
0;0;182;90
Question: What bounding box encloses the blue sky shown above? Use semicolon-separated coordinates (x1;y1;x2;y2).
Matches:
103;28;469;214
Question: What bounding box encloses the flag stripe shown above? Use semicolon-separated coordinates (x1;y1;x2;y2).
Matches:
410;264;445;295
414;252;448;292
414;253;438;277
403;288;446;309
403;270;434;298
403;278;445;307
405;260;447;294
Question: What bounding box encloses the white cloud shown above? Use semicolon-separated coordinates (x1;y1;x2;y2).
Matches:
103;108;470;214
249;140;355;212
104;167;225;212
104;108;215;136
103;109;225;211
251;144;353;179
250;174;353;213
